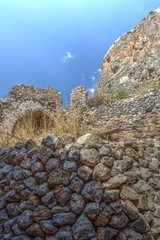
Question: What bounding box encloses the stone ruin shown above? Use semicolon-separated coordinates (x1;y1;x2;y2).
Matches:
0;7;159;240
70;86;88;113
0;84;62;140
0;133;159;239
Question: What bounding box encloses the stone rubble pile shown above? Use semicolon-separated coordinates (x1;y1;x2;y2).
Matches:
0;134;160;239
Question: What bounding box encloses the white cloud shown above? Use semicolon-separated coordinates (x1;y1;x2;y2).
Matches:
87;88;95;95
90;76;96;82
62;51;74;63
94;68;101;74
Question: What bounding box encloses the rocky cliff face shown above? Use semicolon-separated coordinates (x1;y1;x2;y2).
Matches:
95;8;160;94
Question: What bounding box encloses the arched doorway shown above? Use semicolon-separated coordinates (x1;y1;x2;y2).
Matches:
11;111;54;144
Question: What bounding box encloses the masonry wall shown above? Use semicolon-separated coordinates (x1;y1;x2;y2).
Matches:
0;84;61;138
0;134;159;239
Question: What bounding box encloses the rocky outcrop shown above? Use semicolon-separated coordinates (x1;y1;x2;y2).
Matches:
0;133;159;239
95;8;160;94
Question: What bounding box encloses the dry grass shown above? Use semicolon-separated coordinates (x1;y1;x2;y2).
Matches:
0;108;88;147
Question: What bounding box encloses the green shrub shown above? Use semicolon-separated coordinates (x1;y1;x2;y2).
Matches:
87;90;129;108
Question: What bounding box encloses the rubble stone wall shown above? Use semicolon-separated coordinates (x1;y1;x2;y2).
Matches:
0;134;159;239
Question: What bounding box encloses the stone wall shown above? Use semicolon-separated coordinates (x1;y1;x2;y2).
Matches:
70;86;88;113
95;8;160;94
0;84;61;137
0;133;159;239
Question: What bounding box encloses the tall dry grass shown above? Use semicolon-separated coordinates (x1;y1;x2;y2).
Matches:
0;107;88;147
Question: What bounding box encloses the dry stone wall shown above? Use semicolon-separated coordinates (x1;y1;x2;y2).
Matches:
0;134;160;239
95;8;160;94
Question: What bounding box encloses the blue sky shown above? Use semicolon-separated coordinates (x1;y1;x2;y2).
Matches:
0;0;159;103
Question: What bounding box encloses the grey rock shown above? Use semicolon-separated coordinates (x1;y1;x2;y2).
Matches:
12;223;23;235
80;148;99;167
70;193;85;215
42;135;63;150
85;134;103;149
63;161;77;172
0;196;5;209
5;190;20;202
109;212;129;230
72;214;95;240
103;190;120;203
35;172;48;184
48;168;70;186
100;156;114;168
23;177;37;190
99;145;111;157
52;212;76;226
40;220;58;234
103;174;127;189
77;166;92;181
31;161;45;173
109;200;123;214
18;210;33;230
45;158;60;172
98;226;118;240
33;182;49;196
82;181;103;202
116;227;143;240
12;235;32;240
129;215;150;233
84;202;99;220
13;167;24;180
2;165;13;176
41;191;55;206
68;149;80;162
47;226;73;240
69;176;84;193
26;223;45;237
94;202;112;226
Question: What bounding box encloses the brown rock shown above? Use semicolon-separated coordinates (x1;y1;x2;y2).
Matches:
54;186;71;206
97;226;118;240
33;205;51;222
108;212;129;230
93;163;111;182
120;185;139;201
124;200;139;220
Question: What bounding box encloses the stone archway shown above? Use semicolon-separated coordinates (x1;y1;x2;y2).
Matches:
11;110;55;142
